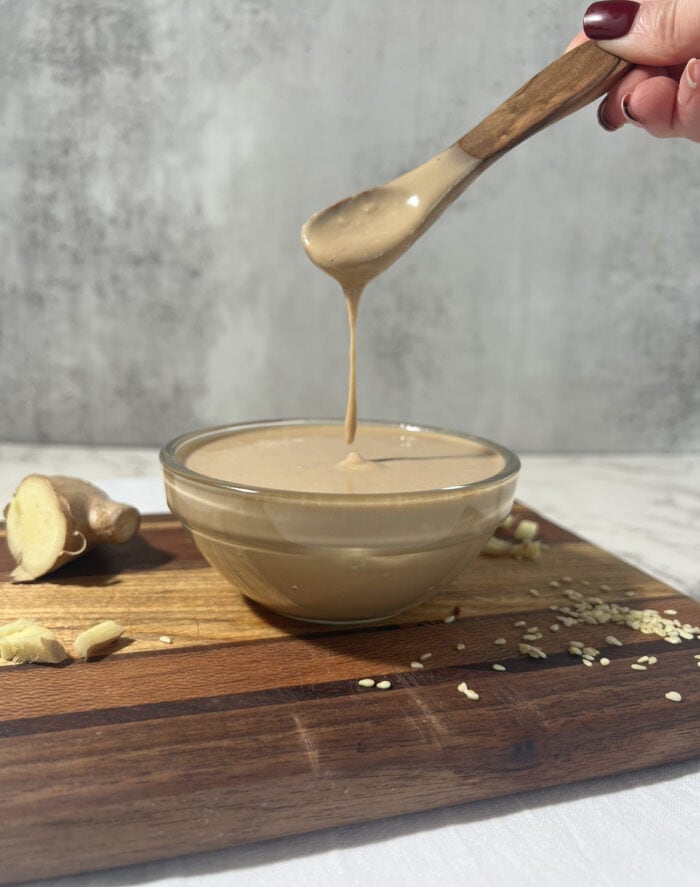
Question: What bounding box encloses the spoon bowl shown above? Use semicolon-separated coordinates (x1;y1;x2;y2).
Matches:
302;42;631;283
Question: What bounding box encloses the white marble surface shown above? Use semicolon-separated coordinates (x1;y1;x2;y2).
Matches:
1;445;699;887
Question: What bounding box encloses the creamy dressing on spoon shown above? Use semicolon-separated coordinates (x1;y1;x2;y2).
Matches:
301;142;482;443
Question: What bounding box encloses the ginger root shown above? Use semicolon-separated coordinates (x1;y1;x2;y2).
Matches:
74;620;124;660
0;620;68;664
4;474;140;581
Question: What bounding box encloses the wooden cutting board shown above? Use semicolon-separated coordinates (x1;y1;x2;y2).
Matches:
1;506;698;885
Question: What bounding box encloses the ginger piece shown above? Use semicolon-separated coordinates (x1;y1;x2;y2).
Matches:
0;622;67;664
0;618;35;638
4;474;140;581
74;620;125;660
482;536;513;556
514;519;539;541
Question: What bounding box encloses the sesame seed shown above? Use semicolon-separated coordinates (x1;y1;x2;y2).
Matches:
582;659;593;667
358;678;375;688
694;654;700;660
548;604;560;611
528;588;541;597
159;635;173;644
647;656;658;665
549;580;560;588
580;579;591;586
492;663;506;671
637;655;649;664
493;637;507;645
664;691;682;703
457;681;468;694
514;620;527;628
561;576;573;583
443;614;456;624
606;635;623;647
600;657;610;666
624;590;635;597
631;664;647;671
457;682;479;700
522;634;538;641
376;680;392;690
599;584;612;592
582;654;596;662
419;652;432;660
456;643;466;651
582;647;600;657
663;609;678;616
550;624;560;632
410;661;424;669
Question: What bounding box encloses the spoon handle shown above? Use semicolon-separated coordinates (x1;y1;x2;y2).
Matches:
459;41;632;161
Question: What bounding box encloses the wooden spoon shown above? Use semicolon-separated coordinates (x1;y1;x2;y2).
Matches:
302;42;632;288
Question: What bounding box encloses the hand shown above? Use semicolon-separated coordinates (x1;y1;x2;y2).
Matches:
568;1;700;140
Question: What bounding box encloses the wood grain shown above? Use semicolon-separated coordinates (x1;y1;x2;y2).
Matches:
459;41;632;161
1;506;698;884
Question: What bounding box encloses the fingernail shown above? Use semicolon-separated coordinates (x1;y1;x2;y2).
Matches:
686;58;699;90
597;100;619;131
583;1;640;40
621;92;641;124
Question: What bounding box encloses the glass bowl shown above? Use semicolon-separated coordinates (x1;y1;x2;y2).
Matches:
160;419;520;624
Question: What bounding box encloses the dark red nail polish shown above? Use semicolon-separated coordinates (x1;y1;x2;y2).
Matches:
583;1;640;40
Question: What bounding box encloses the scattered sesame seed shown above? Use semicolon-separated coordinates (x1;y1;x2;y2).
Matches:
582;647;600;657
631;663;647;671
522;634;538;641
410;661;424;669
159;635;172;644
549;580;560;588
637;655;649;664
376;680;392;690
419;652;432;661
624;590;636;597
514;620;527;628
606;635;623;647
599;584;612;592
550;624;560;632
694;654;700;660
580;579;591;586
492;663;506;671
569;640;584;647
548;604;560;611
561;576;573;583
664;691;682;703
647;656;658;665
582;654;596;662
457;681;479;700
443;614;456;624
528;588;541;597
456;643;466;651
663;609;678;616
493;637;507;645
582;658;593;667
568;647;583;656
600;657;610;666
358;678;375;688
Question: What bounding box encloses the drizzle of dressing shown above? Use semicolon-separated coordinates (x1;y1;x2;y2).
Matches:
301;143;482;443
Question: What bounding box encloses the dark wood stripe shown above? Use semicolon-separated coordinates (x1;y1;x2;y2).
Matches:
1;634;694;739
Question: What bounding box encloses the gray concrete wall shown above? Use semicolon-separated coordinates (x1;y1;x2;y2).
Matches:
1;0;698;452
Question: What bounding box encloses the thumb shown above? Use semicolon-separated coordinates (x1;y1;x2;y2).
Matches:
584;0;700;66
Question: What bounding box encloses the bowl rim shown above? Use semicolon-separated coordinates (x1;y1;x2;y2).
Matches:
160;418;520;501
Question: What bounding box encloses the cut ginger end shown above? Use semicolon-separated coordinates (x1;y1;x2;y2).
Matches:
4;474;140;582
5;476;72;581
